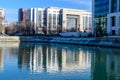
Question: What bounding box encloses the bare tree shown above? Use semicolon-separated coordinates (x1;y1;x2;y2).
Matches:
0;24;4;33
16;21;35;35
42;26;47;35
5;22;18;35
57;25;62;33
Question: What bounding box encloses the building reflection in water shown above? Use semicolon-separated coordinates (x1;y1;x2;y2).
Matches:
0;48;4;71
17;43;120;80
91;48;120;80
0;42;19;71
18;43;91;73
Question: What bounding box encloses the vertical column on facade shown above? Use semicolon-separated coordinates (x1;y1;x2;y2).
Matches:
34;8;37;32
119;0;120;12
47;13;49;34
51;14;53;31
41;11;43;27
62;13;66;32
56;14;57;32
117;0;119;12
116;16;119;35
83;16;85;31
30;8;33;22
89;16;92;32
80;15;83;32
107;15;112;35
88;16;90;32
92;0;95;35
87;16;89;32
109;0;112;13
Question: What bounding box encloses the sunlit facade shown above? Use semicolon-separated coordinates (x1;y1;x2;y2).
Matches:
0;8;4;33
18;7;92;34
107;0;120;35
93;0;120;36
62;8;92;32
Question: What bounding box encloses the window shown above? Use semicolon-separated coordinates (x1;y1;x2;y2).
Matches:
53;14;56;27
49;14;52;27
111;16;116;26
111;0;117;13
112;30;115;35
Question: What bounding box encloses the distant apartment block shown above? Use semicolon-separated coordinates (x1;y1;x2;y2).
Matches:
18;7;92;34
0;8;4;33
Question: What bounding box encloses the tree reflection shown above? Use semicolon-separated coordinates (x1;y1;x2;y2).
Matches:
91;48;120;80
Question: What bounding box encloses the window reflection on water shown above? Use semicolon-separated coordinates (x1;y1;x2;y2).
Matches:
0;42;120;80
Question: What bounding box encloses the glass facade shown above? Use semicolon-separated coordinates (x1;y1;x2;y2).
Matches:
119;1;120;12
94;0;109;35
111;0;117;13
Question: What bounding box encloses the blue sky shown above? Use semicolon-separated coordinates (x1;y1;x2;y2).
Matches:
0;0;91;22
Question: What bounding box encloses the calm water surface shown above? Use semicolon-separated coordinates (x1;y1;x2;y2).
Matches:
0;42;120;80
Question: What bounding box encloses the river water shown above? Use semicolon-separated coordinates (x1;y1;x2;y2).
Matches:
0;42;120;80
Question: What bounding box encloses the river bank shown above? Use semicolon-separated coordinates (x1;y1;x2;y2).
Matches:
20;36;120;48
0;36;120;48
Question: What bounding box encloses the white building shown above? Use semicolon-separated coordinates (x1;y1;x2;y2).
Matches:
107;0;120;35
0;8;4;33
19;7;92;35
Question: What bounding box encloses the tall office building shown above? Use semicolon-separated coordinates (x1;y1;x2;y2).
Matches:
107;0;120;35
92;0;109;35
93;0;120;36
19;7;92;34
0;8;4;33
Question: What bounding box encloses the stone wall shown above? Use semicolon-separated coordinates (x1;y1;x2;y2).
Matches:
0;36;20;42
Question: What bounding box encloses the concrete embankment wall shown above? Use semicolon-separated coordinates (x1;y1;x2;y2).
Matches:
0;42;19;48
1;36;120;48
20;36;120;48
0;36;20;42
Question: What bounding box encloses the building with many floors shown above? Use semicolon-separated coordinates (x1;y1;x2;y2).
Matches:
0;8;4;33
92;0;120;36
107;0;120;35
18;8;28;22
18;7;92;34
92;0;109;36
